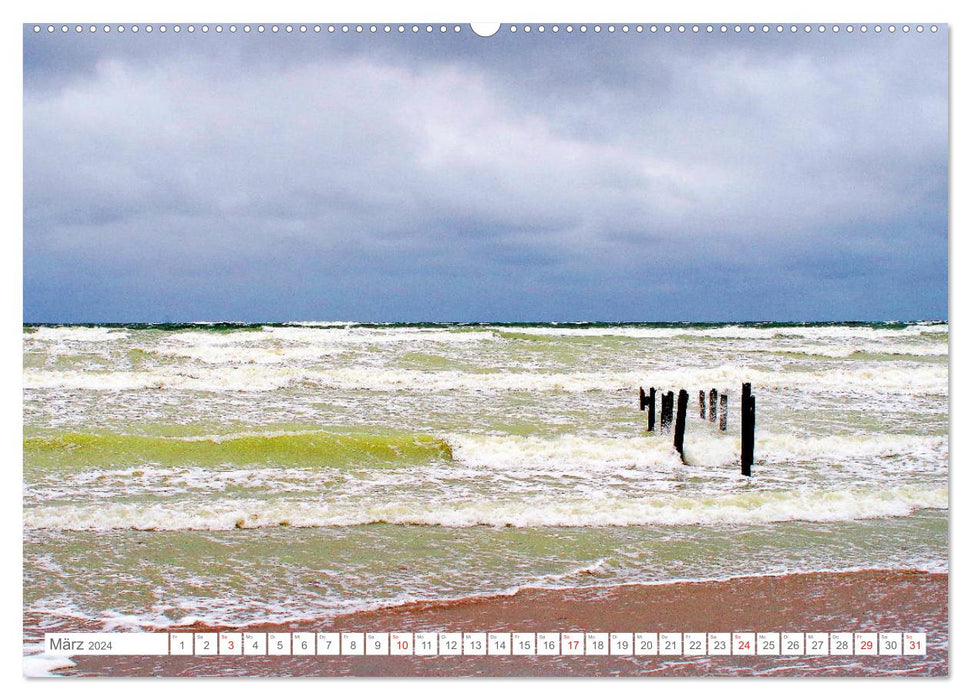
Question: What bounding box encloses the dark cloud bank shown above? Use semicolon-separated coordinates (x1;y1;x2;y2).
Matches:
23;25;948;322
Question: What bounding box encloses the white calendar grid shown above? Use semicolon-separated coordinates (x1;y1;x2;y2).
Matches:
45;631;926;657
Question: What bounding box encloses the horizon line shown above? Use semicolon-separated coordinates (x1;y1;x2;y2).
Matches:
22;318;948;326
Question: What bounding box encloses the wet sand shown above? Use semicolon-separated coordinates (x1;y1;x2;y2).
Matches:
41;569;947;677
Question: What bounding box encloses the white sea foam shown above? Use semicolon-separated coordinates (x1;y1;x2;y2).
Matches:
449;432;946;472
22;367;302;392
491;323;946;341
144;325;495;363
26;466;324;502
22;650;76;677
306;365;949;394
695;324;942;340
262;326;493;345
23;485;947;531
26;326;129;342
755;433;947;462
298;365;941;394
146;335;948;365
152;344;343;364
23;362;948;394
449;434;684;470
771;343;948;358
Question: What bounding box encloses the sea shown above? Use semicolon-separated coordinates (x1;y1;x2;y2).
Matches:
22;321;949;670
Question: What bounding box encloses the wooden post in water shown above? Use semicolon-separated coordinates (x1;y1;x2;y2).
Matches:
741;382;755;476
674;389;688;461
744;395;756;475
719;392;728;431
708;389;717;423
639;386;657;432
661;391;674;434
648;387;656;432
698;390;706;419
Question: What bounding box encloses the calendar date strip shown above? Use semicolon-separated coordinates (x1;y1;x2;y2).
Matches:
45;631;926;657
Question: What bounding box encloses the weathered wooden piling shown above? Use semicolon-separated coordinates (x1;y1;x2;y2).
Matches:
719;392;728;431
648;387;656;432
660;391;674;434
674;389;688;460
708;389;717;423
741;382;755;476
639;386;657;432
698;390;706;419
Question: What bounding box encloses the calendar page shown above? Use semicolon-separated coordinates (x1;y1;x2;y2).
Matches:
21;14;948;679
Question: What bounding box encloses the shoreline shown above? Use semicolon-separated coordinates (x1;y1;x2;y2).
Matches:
32;568;948;677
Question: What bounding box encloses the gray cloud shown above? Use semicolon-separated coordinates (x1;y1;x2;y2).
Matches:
23;25;947;322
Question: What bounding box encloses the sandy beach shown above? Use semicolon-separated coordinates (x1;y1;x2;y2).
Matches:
43;569;946;677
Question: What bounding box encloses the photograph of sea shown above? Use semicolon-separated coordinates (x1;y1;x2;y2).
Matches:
22;20;948;678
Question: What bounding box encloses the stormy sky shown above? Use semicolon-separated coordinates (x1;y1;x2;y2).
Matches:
23;24;948;322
